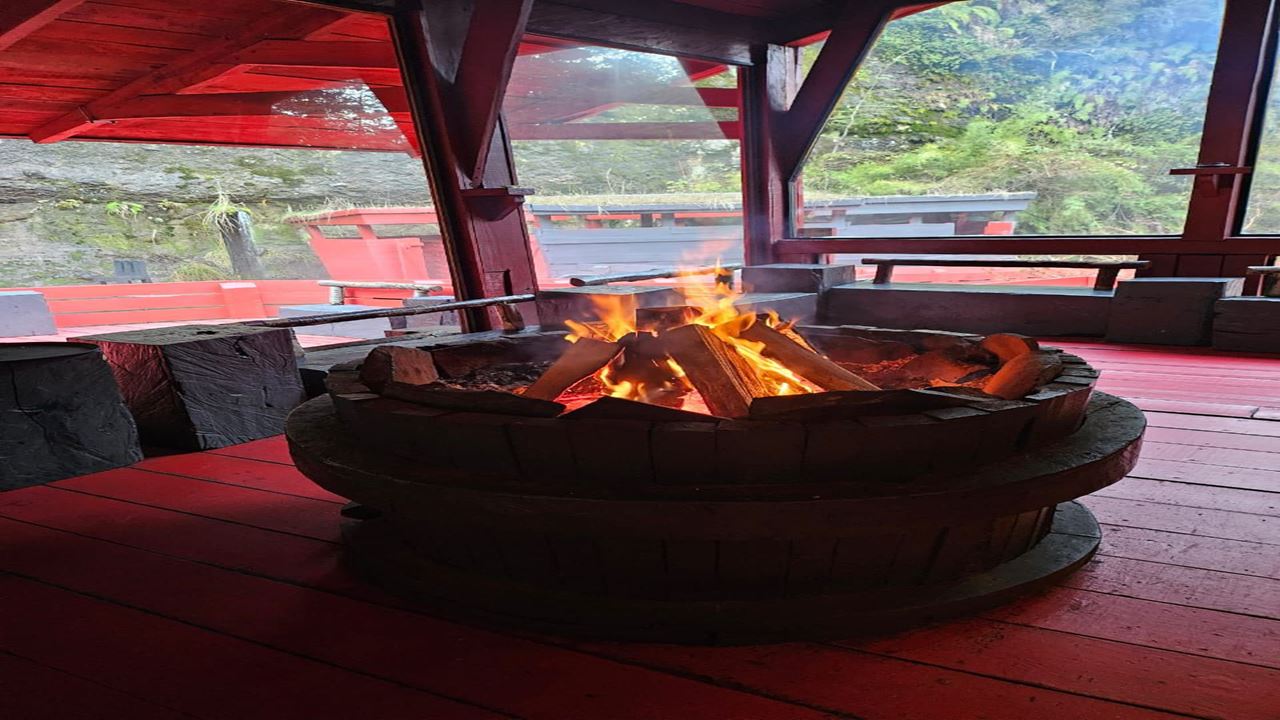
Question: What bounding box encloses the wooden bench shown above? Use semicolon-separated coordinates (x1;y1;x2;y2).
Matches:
1247;266;1279;296
862;257;1150;292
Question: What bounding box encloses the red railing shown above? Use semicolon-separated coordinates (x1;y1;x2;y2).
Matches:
4;280;450;328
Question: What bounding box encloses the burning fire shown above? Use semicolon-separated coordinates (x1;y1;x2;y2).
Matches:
562;270;821;408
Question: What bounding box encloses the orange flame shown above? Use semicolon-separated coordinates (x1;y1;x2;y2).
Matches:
564;265;820;407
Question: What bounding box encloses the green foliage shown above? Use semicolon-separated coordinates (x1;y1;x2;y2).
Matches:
798;0;1224;235
104;200;144;219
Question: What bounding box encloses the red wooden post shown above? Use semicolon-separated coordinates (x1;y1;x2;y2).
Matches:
739;44;798;265
390;0;540;330
1165;0;1276;281
739;1;899;266
219;282;267;319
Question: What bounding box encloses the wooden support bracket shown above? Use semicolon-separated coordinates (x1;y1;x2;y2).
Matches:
773;0;901;180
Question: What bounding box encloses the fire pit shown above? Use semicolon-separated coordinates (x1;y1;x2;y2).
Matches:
287;282;1144;643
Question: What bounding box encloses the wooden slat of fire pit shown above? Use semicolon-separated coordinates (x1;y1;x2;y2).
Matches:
443;413;523;477
569;418;655;488
663;540;719;600
714;421;806;484
857;413;941;479
508;417;578;486
651;422;719;485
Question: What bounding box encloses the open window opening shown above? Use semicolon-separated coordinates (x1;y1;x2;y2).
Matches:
793;0;1226;286
0;0;460;344
502;39;743;286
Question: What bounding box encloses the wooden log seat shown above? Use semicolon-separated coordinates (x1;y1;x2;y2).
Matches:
74;323;307;450
1213;296;1280;352
285;327;1137;642
0;343;142;489
861;256;1150;292
1246;265;1279;297
1107;277;1244;346
823;282;1116;337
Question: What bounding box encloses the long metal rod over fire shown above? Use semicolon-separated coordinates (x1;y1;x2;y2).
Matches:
243;294;536;329
569;264;742;287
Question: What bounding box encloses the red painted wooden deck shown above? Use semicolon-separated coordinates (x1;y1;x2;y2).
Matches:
2;342;1278;720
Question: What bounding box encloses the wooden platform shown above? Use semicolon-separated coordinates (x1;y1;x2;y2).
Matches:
1;342;1278;719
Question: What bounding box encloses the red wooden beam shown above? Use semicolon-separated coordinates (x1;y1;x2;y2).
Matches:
228;40;399;69
1169;0;1276;280
452;0;534;184
526;1;754;65
97;91;410;120
508;85;738;126
392;0;543;331
27;6;349;144
778;236;1280;256
508;120;739;140
774;0;898;180
0;0;87;53
739;44;799;265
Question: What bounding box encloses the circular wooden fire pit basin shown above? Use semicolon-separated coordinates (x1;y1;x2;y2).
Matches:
287;329;1144;643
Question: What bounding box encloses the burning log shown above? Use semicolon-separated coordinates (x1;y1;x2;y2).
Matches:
635;306;699;332
522;338;622;401
983;351;1064;400
383;384;564;417
563;396;718;422
663;323;768;418
980;333;1040;363
359;346;439;393
611;332;688;407
739;321;879;391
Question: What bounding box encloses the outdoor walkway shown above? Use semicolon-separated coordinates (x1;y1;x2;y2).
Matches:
1;342;1277;720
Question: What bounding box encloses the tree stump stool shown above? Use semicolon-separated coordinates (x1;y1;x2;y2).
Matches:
0;343;141;490
74;324;306;450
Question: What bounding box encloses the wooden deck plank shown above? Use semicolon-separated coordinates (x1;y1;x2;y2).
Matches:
136;451;344;502
0;576;507;720
53;468;343;541
1138;441;1280;472
1065;555;1280;619
846;618;1280;720
1098;524;1280;580
208;435;295;465
1143;411;1280;438
1126;397;1263;418
1096;382;1278;407
0;651;192;720
1145;426;1280;453
1086;496;1280;545
1057;343;1280;367
1089;363;1280;382
1097;478;1279;516
1129;457;1280;493
0;486;379;600
577;641;1192;720
0;518;837;720
1098;374;1280;398
985;587;1280;670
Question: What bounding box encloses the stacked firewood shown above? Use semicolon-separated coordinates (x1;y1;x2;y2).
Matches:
353;317;1065;421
